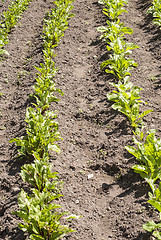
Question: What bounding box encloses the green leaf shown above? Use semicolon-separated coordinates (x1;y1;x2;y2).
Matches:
112;103;124;111
144;177;156;193
132;164;147;173
107;92;118;101
137;109;153;120
122;27;133;34
48;144;61;153
125;145;140;159
143;221;157;232
30;234;44;240
17;223;28;232
63;214;80;220
148;199;161;212
153;231;161;240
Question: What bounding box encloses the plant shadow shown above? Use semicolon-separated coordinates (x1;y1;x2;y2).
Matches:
136;0;161;59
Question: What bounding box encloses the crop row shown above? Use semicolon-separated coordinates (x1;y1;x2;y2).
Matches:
147;0;161;29
97;0;152;138
8;0;78;239
98;0;161;239
0;0;33;56
0;0;33;102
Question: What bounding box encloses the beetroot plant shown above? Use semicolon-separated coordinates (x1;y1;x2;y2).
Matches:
98;0;128;21
11;0;78;239
147;0;161;29
10;107;62;158
107;79;152;132
0;0;33;55
14;154;78;240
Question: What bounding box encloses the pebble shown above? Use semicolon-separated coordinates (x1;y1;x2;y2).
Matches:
87;174;93;179
12;187;20;193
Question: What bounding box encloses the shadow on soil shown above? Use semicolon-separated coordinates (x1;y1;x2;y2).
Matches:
153;70;161;89
101;168;154;239
133;232;152;240
0;228;26;240
136;0;161;59
0;153;33;239
0;182;27;240
102;163;150;199
118;171;150;200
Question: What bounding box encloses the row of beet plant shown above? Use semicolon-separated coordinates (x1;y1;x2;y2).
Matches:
147;0;161;29
0;0;33;56
125;131;161;239
98;0;161;239
10;1;78;239
143;2;161;238
97;0;152;139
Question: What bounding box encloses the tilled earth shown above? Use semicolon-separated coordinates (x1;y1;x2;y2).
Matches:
0;0;161;239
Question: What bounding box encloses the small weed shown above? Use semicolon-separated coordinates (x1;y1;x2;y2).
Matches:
4;78;9;83
79;170;86;174
99;149;107;155
89;104;94;109
87;160;93;164
0;126;6;130
115;173;123;181
78;108;83;113
70;138;76;144
150;76;157;81
17;70;29;78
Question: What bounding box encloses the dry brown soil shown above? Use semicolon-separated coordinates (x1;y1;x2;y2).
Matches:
0;0;161;239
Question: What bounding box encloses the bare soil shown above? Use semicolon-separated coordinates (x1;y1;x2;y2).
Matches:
0;0;161;239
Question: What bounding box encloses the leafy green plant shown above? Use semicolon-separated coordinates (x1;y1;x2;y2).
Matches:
10;107;62;158
14;154;78;240
98;0;161;238
107;79;152;131
98;0;139;81
100;37;138;80
0;0;33;55
147;0;161;29
97;19;133;42
10;1;79;239
143;218;161;240
43;0;74;48
10;0;79;239
14;189;76;240
143;182;161;240
148;182;161;212
34;55;63;114
2;0;32;32
98;0;128;21
32;0;74;115
0;28;9;55
125;130;161;192
20;153;62;192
